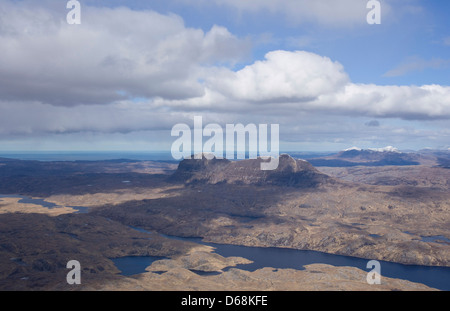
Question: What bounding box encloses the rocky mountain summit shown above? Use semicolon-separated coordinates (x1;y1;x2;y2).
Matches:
170;153;331;187
0;153;449;290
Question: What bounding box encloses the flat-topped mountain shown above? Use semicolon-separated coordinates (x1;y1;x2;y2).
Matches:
0;152;449;291
170;154;331;187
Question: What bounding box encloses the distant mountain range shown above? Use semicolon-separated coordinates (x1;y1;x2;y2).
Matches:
343;146;400;153
306;146;450;167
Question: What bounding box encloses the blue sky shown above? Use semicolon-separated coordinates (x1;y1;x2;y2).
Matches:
0;0;449;152
84;0;450;85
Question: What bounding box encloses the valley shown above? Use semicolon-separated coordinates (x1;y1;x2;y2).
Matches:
0;149;449;291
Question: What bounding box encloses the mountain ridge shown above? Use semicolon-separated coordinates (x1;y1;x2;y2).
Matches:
307;147;426;167
170;153;331;188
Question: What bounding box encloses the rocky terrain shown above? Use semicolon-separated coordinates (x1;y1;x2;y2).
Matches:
90;155;450;267
317;165;449;189
1;198;436;291
170;154;331;187
0;211;198;290
0;152;449;291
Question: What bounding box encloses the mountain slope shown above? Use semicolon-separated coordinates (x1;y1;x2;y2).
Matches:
308;147;423;167
170;154;331;187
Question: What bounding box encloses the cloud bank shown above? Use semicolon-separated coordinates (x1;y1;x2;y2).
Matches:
0;1;449;150
0;1;250;106
158;50;450;121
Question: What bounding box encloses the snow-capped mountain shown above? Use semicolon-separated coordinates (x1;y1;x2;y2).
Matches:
307;146;423;167
343;146;400;153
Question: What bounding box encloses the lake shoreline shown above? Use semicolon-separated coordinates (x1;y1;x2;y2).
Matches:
1;193;449;291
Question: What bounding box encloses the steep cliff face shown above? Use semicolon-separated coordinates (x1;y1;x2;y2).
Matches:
170;154;331;188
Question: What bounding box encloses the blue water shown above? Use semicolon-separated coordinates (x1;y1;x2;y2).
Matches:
404;231;450;244
214;244;450;291
421;236;450;244
0;151;176;162
121;230;450;290
111;256;166;276
1;194;449;290
0;194;89;213
154;235;450;291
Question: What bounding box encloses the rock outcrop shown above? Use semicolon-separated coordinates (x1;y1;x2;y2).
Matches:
170;154;331;188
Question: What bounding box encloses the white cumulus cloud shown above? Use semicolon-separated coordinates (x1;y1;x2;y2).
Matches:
208;50;349;103
167;50;450;121
0;0;250;106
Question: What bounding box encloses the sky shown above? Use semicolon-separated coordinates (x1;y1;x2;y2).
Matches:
0;0;449;153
